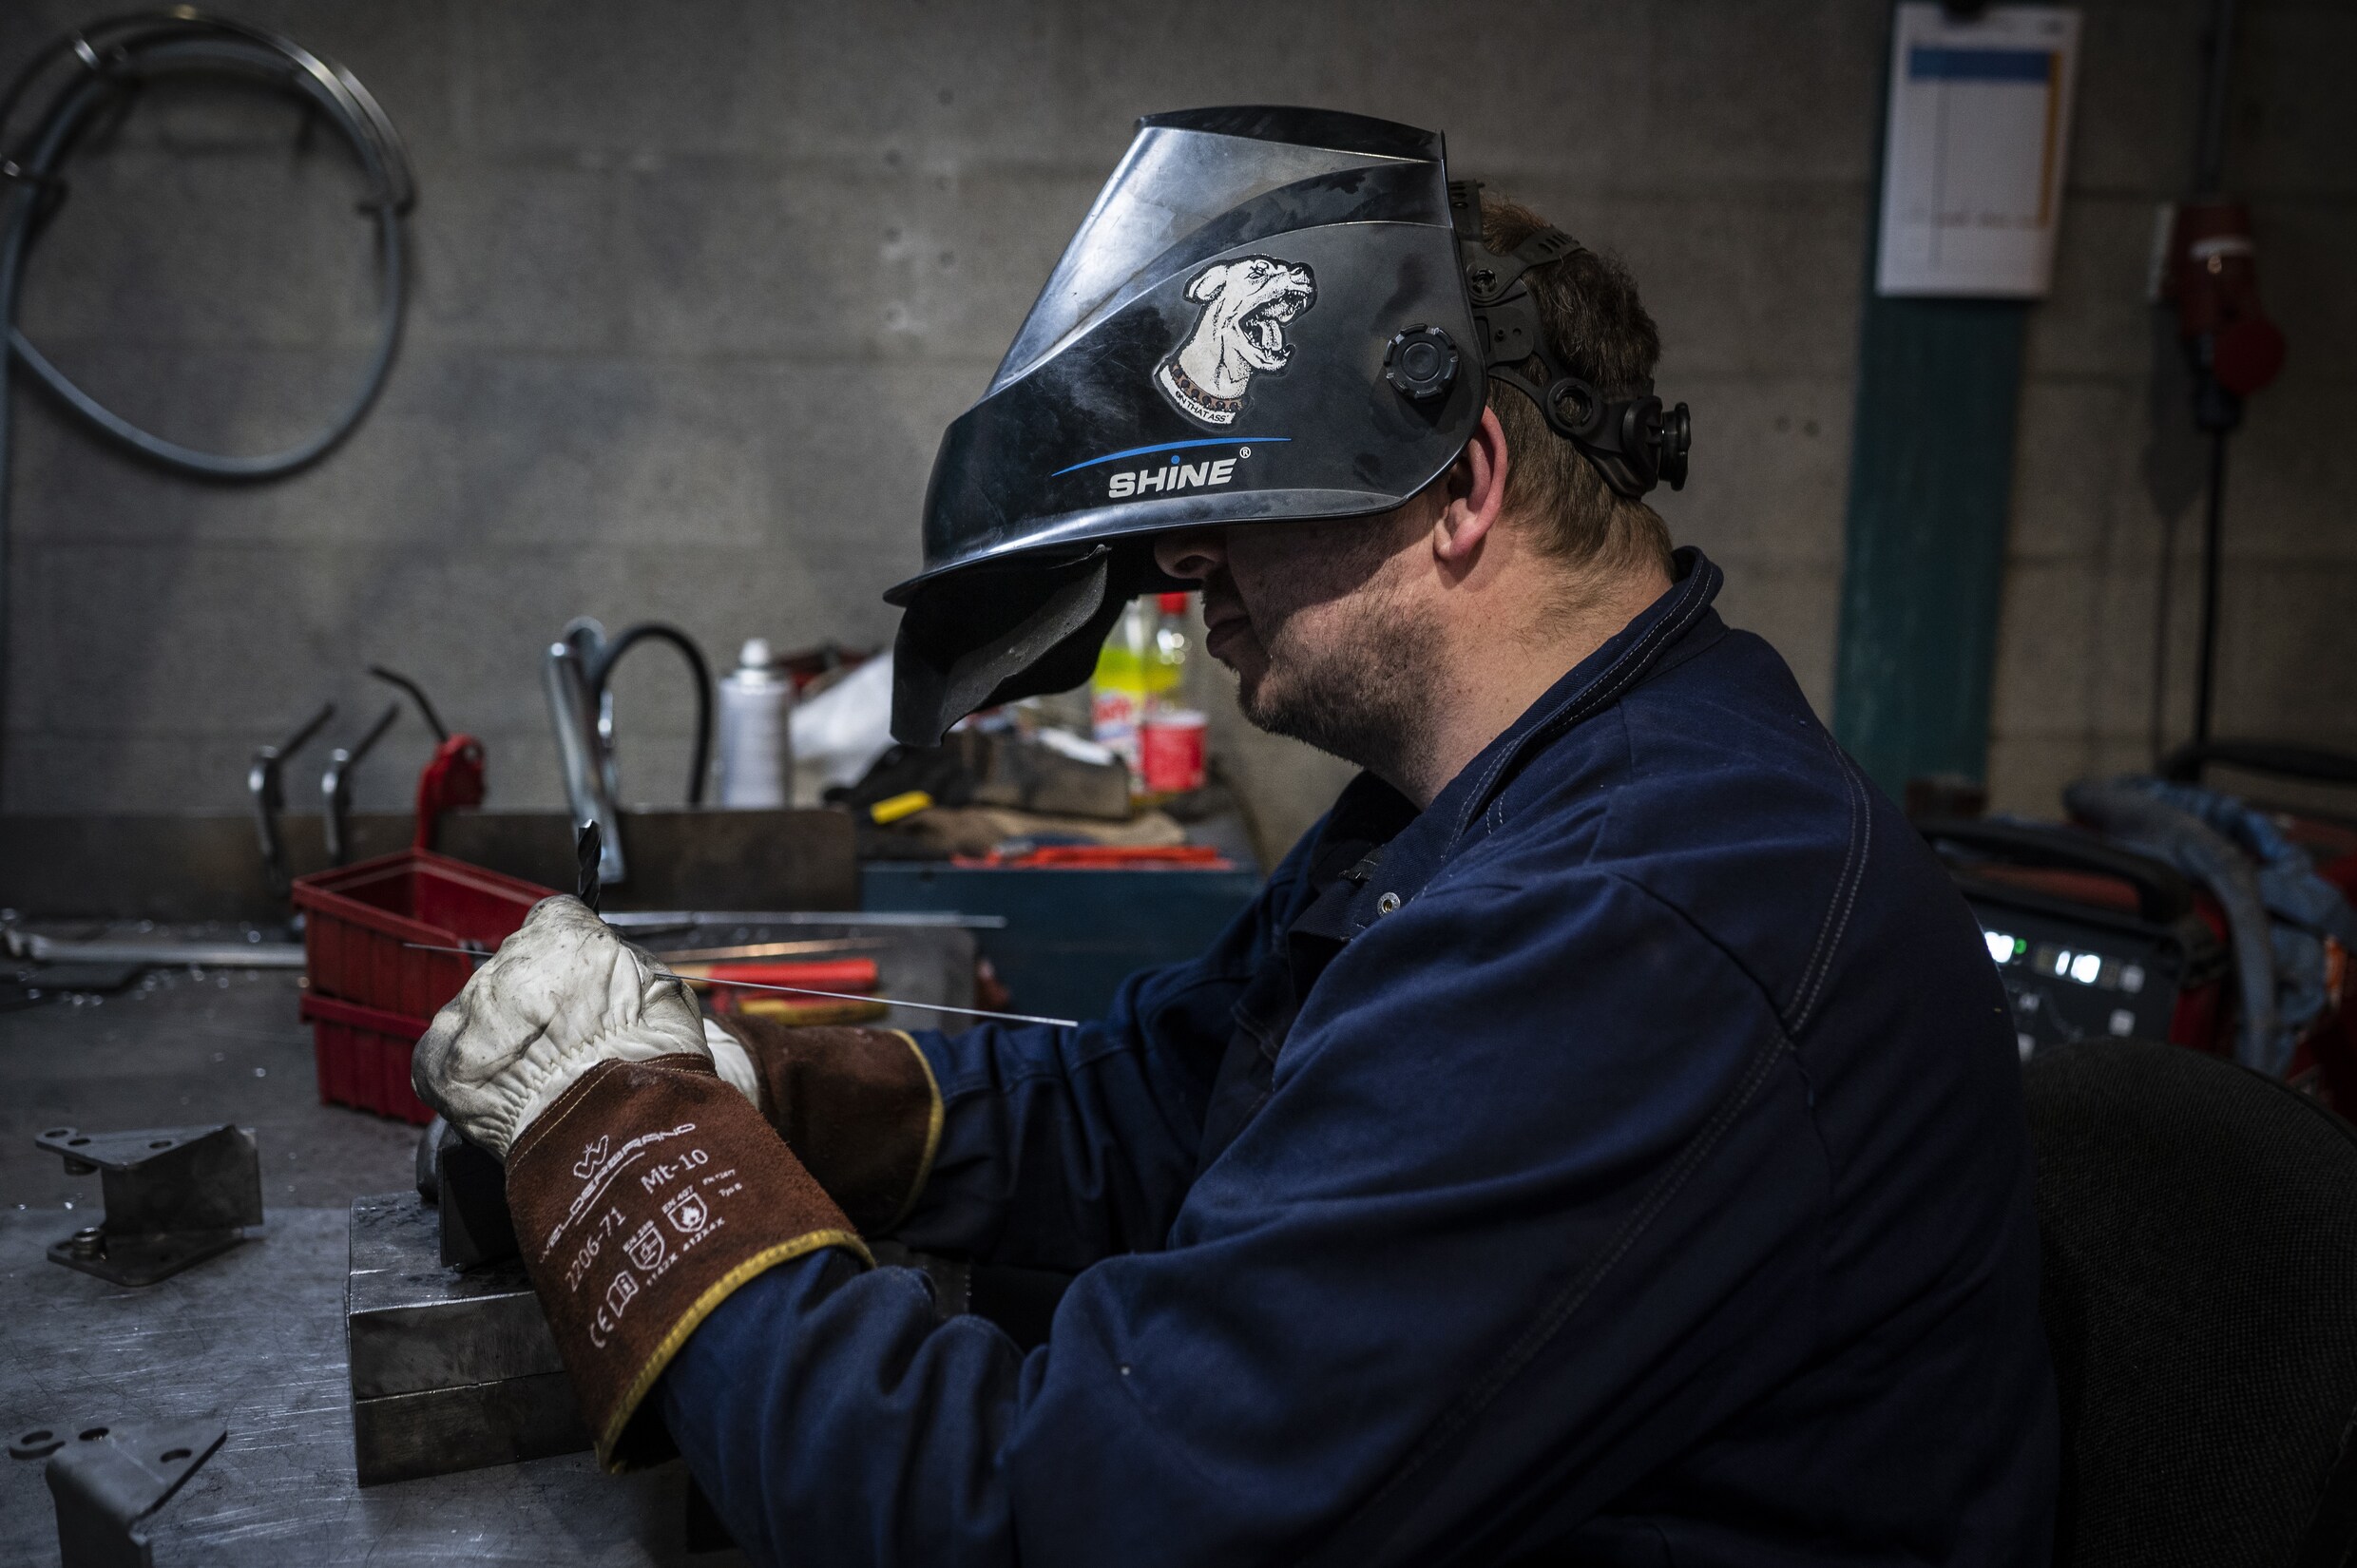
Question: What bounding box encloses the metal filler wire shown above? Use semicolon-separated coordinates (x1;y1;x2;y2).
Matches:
398;938;1081;1031
450;823;1076;1024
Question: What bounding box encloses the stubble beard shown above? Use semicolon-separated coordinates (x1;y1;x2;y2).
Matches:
1235;575;1438;783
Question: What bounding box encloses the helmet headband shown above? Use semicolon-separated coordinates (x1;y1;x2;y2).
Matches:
1447;180;1690;499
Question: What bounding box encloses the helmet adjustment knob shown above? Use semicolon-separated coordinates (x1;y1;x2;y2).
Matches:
1384;325;1459;402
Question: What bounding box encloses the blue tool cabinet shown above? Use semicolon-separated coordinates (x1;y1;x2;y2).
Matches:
861;864;1264;1024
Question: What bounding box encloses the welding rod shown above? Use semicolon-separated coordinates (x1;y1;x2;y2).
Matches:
399;941;1079;1029
515;821;1076;1024
655;938;879;964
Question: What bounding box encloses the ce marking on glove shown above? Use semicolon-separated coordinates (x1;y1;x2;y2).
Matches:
595;1271;641;1346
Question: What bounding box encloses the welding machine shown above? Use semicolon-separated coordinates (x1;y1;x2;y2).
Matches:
1922;818;2228;1060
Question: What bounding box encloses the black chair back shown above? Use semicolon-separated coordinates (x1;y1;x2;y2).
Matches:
2027;1038;2357;1568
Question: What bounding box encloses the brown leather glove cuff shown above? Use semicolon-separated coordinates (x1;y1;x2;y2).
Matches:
712;1020;944;1234
506;1053;868;1471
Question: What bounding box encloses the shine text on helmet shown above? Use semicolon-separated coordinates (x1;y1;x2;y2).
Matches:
1108;456;1237;499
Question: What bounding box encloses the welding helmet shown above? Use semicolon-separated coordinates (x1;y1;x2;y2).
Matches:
887;105;1689;745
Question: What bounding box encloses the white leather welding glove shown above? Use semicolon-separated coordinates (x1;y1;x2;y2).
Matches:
702;1016;762;1105
412;895;711;1158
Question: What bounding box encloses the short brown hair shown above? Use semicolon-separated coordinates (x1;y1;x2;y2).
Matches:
1480;196;1674;576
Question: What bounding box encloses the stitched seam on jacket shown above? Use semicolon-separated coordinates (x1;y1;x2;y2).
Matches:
1230;997;1283;1053
1454;564;1717;841
1782;741;1858;1024
1414;872;1785;1033
1784;742;1871;1036
1310;890;1795;1561
1325;1031;1792;1558
1423;709;1629;909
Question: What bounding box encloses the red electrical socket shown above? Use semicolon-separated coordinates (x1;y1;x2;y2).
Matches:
2162;197;2288;398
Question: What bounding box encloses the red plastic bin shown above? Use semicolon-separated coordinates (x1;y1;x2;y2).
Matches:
291;849;555;1123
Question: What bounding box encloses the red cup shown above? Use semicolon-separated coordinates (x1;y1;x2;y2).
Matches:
1141;709;1207;794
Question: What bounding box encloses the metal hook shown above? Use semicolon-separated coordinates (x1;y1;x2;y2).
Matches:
247;701;335;894
321;702;400;867
367;664;449;742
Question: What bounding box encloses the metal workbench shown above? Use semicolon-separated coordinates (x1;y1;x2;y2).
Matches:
0;1207;733;1566
0;914;981;1564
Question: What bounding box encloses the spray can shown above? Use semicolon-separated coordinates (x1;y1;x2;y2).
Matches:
716;638;794;808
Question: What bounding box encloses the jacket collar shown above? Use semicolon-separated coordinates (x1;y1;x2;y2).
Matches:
1289;547;1724;962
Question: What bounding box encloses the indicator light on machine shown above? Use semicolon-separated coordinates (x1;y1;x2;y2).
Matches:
2017;942;2139;991
2040;947;2103;985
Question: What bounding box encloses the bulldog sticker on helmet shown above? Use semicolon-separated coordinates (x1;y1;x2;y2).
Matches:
1155;255;1316;428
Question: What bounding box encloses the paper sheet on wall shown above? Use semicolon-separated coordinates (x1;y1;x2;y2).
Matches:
1876;4;2081;298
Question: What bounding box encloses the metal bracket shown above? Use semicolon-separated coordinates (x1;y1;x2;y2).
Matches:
38;1125;264;1286
34;1420;226;1568
321;701;402;868
247;700;334;895
421;1117;519;1270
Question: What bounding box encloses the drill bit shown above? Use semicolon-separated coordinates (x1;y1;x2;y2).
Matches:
576;820;603;912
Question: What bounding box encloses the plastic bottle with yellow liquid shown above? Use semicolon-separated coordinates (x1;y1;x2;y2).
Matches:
1090;599;1155;783
1095;593;1203;797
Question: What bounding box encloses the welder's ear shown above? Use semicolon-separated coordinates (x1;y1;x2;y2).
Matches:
1432;405;1511;564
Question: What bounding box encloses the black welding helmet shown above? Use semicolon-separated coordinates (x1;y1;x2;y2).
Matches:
886;105;1689;745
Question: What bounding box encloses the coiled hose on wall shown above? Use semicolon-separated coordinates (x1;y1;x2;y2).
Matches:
0;10;412;793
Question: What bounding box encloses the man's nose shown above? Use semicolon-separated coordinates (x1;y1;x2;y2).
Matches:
1155;527;1227;582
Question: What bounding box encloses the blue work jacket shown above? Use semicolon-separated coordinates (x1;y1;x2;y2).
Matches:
663;549;2059;1566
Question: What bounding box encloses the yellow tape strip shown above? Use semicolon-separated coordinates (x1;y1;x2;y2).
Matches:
599;1227;872;1471
869;790;933;825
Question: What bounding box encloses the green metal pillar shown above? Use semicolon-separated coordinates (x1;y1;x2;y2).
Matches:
1830;294;2028;799
1831;3;2037;801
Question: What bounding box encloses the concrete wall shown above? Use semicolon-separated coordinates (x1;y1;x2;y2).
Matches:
0;1;2345;862
1988;0;2357;813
